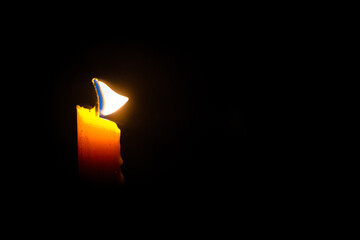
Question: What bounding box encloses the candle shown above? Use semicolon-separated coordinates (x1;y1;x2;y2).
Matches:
77;78;128;187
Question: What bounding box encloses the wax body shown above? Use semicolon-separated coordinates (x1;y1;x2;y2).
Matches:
77;105;124;185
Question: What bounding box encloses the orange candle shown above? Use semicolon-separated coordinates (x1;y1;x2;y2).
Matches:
77;78;128;186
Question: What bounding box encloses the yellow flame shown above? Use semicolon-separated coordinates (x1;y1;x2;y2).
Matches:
93;79;129;116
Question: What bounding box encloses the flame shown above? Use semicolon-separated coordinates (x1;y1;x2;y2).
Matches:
92;78;129;117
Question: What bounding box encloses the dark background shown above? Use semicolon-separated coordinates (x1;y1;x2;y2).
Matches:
0;6;328;234
3;7;326;231
53;36;250;186
8;20;271;207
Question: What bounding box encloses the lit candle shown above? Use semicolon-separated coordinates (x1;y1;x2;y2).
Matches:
77;78;128;186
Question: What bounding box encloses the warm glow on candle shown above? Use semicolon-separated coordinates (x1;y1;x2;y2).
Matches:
93;78;129;117
77;106;124;184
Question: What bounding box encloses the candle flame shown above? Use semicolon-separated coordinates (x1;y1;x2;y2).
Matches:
92;78;129;117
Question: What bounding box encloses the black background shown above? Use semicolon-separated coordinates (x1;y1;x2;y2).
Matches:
3;6;327;233
7;18;271;210
48;35;251;189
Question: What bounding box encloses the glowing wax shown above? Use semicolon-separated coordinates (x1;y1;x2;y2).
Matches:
77;105;124;185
